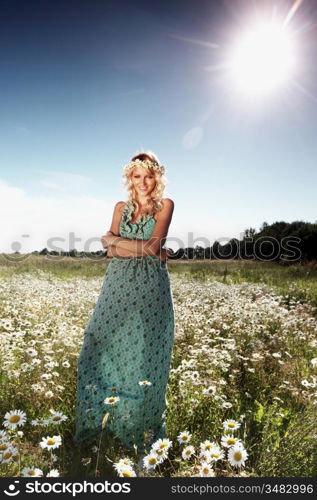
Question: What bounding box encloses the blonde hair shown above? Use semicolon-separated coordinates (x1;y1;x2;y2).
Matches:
123;150;167;217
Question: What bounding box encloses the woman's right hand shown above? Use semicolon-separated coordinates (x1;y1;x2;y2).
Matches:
159;248;168;263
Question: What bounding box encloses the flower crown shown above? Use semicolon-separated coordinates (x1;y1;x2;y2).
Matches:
123;158;166;176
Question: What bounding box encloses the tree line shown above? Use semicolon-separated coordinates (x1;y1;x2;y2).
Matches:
29;220;317;264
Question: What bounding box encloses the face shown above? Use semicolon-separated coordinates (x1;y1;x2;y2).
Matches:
131;167;156;197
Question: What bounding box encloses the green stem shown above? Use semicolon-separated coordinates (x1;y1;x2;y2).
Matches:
94;431;103;477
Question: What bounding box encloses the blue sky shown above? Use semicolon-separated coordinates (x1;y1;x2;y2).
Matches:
1;0;317;253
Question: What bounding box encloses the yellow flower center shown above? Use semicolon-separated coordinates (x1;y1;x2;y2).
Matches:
227;438;236;445
0;444;8;450
122;470;133;477
205;444;212;450
9;415;20;423
149;458;157;465
52;416;61;421
185;450;191;455
3;452;12;459
228;423;235;428
203;467;209;474
234;451;242;461
108;397;116;403
28;470;36;476
47;439;56;445
211;452;220;458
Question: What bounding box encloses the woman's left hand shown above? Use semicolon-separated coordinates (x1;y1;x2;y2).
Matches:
101;232;116;249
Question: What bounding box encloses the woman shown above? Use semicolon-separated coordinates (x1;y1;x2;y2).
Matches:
74;151;175;455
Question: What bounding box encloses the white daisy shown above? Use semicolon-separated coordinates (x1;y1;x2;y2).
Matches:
209;445;225;461
221;435;242;448
113;458;134;472
22;467;43;477
138;380;152;386
118;466;137;477
11;448;20;462
143;453;160;470
200;440;217;452
148;448;165;463
221;402;233;409
31;418;50;426
182;445;195;460
39;435;62;450
223;419;241;432
199;462;215;477
151;438;173;452
44;391;54;398
48;411;68;424
177;431;192;444
25;348;38;357
1;446;18;463
3;409;27;429
0;441;11;453
203;386;217;396
301;379;311;387
47;469;60;477
152;447;168;461
228;444;248;467
104;396;120;405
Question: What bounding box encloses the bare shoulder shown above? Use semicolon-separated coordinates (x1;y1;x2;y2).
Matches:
162;198;174;210
154;198;174;222
115;201;126;214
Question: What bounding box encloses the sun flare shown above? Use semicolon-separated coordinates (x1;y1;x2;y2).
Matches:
229;21;296;97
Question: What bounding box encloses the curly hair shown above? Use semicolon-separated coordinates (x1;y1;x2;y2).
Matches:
122;150;167;217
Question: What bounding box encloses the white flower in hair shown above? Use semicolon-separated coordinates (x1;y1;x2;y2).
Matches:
123;158;166;176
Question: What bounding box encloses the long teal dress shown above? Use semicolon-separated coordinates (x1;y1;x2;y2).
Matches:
74;201;175;453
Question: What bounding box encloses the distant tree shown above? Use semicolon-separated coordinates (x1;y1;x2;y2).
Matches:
184;247;194;259
260;221;269;231
243;227;256;238
194;245;205;259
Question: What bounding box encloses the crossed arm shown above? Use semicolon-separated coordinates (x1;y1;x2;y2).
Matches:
101;199;174;259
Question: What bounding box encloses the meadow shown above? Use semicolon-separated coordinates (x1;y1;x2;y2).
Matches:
0;256;316;477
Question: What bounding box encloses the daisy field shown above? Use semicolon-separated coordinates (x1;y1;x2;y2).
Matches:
0;257;316;477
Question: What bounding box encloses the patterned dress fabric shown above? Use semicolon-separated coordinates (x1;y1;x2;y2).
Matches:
74;201;175;452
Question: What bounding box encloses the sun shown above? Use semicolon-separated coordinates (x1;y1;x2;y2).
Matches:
229;21;296;97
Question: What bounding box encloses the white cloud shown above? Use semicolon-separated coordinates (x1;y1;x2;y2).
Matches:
34;169;95;194
0;177;249;256
0;179;114;253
